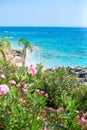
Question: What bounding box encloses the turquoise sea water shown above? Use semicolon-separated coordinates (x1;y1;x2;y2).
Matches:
0;27;87;68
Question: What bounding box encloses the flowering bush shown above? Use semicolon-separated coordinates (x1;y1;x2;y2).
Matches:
40;67;81;108
0;81;47;129
47;96;82;130
0;62;47;129
0;61;87;129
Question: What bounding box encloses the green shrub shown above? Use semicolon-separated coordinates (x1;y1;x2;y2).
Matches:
0;61;87;129
40;67;80;108
46;96;82;130
71;86;87;112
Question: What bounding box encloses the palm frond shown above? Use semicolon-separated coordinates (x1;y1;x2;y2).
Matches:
0;49;6;61
18;38;25;47
0;38;11;50
18;38;33;52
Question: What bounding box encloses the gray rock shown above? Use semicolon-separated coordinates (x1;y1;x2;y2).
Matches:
74;67;83;72
83;82;87;86
78;71;87;78
84;74;87;82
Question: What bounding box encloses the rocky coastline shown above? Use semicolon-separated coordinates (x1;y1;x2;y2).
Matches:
4;48;87;85
5;48;23;66
68;67;87;85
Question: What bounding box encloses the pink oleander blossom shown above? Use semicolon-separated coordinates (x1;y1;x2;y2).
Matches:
66;96;68;99
36;89;40;94
9;80;16;85
24;83;29;87
0;74;5;79
22;88;28;92
0;84;9;95
19;98;26;103
40;90;45;94
8;111;11;115
44;93;48;97
43;126;47;130
77;113;87;124
19;98;24;103
77;113;87;130
81;117;87;124
57;106;64;112
29;66;37;76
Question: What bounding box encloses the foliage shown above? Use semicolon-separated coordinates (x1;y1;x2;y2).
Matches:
0;49;6;61
0;61;87;129
0;62;47;130
47;96;82;130
0;37;11;50
40;67;81;108
71;86;87;112
0;37;11;61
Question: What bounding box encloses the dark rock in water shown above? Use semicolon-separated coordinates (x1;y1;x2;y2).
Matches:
78;71;87;78
78;72;85;78
74;67;83;72
75;68;87;85
67;66;87;85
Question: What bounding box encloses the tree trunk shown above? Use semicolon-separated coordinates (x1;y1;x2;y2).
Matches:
22;48;26;66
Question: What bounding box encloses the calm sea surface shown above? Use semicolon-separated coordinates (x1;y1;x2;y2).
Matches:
0;27;87;68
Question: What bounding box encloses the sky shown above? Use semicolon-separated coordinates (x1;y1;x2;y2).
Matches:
0;0;87;27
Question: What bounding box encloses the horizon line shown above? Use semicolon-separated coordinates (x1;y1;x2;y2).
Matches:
0;26;87;28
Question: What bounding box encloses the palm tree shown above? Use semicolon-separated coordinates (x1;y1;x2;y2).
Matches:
0;38;11;50
0;49;6;61
18;38;33;66
0;38;11;61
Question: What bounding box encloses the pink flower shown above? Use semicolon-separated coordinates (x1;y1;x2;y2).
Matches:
0;84;9;95
29;66;37;76
43;126;47;130
57;106;64;112
36;89;40;94
66;96;68;99
19;98;24;103
8;111;11;115
19;98;26;104
9;80;16;85
81;117;87;124
44;93;48;97
22;88;28;92
0;74;5;79
40;90;45;94
24;83;29;87
76;113;87;129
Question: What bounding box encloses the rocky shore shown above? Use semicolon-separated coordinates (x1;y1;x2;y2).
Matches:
67;67;87;86
4;48;87;85
5;48;23;66
47;66;87;86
